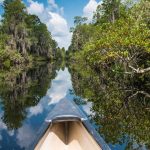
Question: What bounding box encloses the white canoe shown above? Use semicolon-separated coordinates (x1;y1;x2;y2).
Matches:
28;99;110;150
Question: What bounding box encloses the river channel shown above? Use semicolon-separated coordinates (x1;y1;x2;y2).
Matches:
0;63;149;150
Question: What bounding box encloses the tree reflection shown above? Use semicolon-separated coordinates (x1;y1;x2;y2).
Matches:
0;63;58;130
69;63;150;149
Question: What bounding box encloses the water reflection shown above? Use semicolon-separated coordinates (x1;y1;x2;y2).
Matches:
68;64;150;150
47;68;72;105
0;63;58;130
0;62;149;149
0;63;75;149
0;63;60;149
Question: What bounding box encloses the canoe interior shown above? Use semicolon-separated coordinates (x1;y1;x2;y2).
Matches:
35;121;101;150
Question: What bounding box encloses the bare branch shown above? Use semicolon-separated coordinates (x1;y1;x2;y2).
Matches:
129;65;150;74
128;91;150;99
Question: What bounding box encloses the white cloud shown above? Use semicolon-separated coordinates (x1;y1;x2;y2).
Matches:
0;113;7;130
47;0;64;15
47;12;71;49
27;95;51;118
83;0;102;22
60;7;64;15
48;0;58;9
27;0;71;49
27;0;44;15
8;130;14;136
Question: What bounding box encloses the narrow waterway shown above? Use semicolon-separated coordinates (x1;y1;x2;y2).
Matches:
0;64;149;150
0;66;91;150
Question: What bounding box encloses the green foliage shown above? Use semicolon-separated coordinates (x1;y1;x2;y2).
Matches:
69;24;95;52
3;59;10;68
0;0;58;68
68;1;150;147
93;0;127;24
84;18;149;68
0;63;59;129
55;47;66;60
74;16;88;26
68;59;150;149
69;0;150;75
3;0;26;22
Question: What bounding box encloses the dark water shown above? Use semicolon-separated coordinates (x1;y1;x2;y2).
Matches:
0;63;149;150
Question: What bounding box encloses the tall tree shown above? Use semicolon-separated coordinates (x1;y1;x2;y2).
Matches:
0;0;58;66
74;16;88;26
93;0;122;24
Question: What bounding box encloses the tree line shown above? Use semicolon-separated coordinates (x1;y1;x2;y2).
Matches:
68;0;150;75
67;1;150;147
0;0;65;68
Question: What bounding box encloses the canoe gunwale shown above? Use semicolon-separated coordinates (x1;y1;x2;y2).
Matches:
45;99;87;122
28;122;50;150
28;121;111;150
83;120;111;150
45;115;86;123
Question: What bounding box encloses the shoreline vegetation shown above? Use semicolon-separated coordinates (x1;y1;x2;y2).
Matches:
66;0;150;106
66;1;150;147
0;0;65;69
0;0;149;148
67;0;150;76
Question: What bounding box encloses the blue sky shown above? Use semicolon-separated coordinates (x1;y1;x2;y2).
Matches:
53;0;91;27
0;0;102;49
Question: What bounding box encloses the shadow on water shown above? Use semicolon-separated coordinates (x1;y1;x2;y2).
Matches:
68;63;150;150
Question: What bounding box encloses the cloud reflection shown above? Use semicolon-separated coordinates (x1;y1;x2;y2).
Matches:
47;68;72;105
16;124;34;149
28;104;43;117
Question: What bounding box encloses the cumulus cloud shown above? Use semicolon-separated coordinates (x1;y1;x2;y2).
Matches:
46;12;71;49
27;0;44;15
27;0;71;49
83;0;102;22
48;0;58;10
0;119;7;130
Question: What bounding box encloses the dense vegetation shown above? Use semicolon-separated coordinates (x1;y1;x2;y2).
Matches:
68;0;150;148
0;0;59;68
0;0;149;148
68;0;150;75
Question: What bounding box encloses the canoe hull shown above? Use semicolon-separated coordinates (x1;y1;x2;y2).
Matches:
28;99;110;150
35;121;101;150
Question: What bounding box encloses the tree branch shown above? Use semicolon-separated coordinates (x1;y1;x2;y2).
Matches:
128;91;150;99
129;65;150;74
